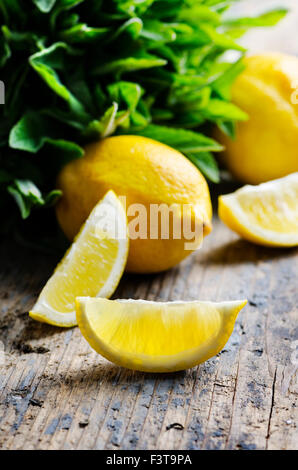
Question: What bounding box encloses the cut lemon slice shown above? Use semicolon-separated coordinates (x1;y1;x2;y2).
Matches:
219;173;298;247
76;298;247;372
30;191;129;327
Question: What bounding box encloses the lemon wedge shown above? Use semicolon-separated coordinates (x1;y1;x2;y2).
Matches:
30;191;129;327
219;173;298;247
76;298;247;372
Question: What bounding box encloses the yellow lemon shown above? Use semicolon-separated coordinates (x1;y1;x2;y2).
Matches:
56;135;212;273
76;297;247;373
30;191;129;327
217;53;298;184
218;173;298;247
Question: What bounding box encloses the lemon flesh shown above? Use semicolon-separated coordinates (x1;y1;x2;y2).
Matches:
30;191;129;327
76;298;247;372
219;173;298;247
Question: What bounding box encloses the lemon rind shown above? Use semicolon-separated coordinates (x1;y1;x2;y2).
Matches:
76;297;247;373
219;173;298;247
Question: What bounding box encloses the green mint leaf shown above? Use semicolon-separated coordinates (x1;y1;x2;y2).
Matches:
7;179;62;218
59;24;109;44
108;81;143;112
29;43;90;121
135;124;224;153
203;99;248;121
217;121;237;140
7;179;44;218
187;152;220;183
225;8;288;28
9;112;84;157
0;0;286;224
93;55;167;77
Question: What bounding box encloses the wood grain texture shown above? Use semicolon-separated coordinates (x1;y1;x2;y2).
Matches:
0;214;297;450
1;0;298;451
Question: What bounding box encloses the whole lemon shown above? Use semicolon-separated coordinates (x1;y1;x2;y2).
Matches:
56;135;212;273
218;53;298;184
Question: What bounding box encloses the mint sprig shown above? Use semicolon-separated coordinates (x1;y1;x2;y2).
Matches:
0;0;287;219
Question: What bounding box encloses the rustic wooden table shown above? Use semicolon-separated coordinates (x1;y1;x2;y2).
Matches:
0;1;297;451
0;214;297;450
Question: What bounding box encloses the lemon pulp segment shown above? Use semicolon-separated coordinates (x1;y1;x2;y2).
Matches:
76;298;247;372
30;191;129;327
219;173;298;247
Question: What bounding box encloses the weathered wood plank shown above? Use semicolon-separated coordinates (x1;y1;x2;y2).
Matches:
0;216;297;450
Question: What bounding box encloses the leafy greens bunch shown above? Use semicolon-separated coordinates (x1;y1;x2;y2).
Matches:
0;0;286;222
